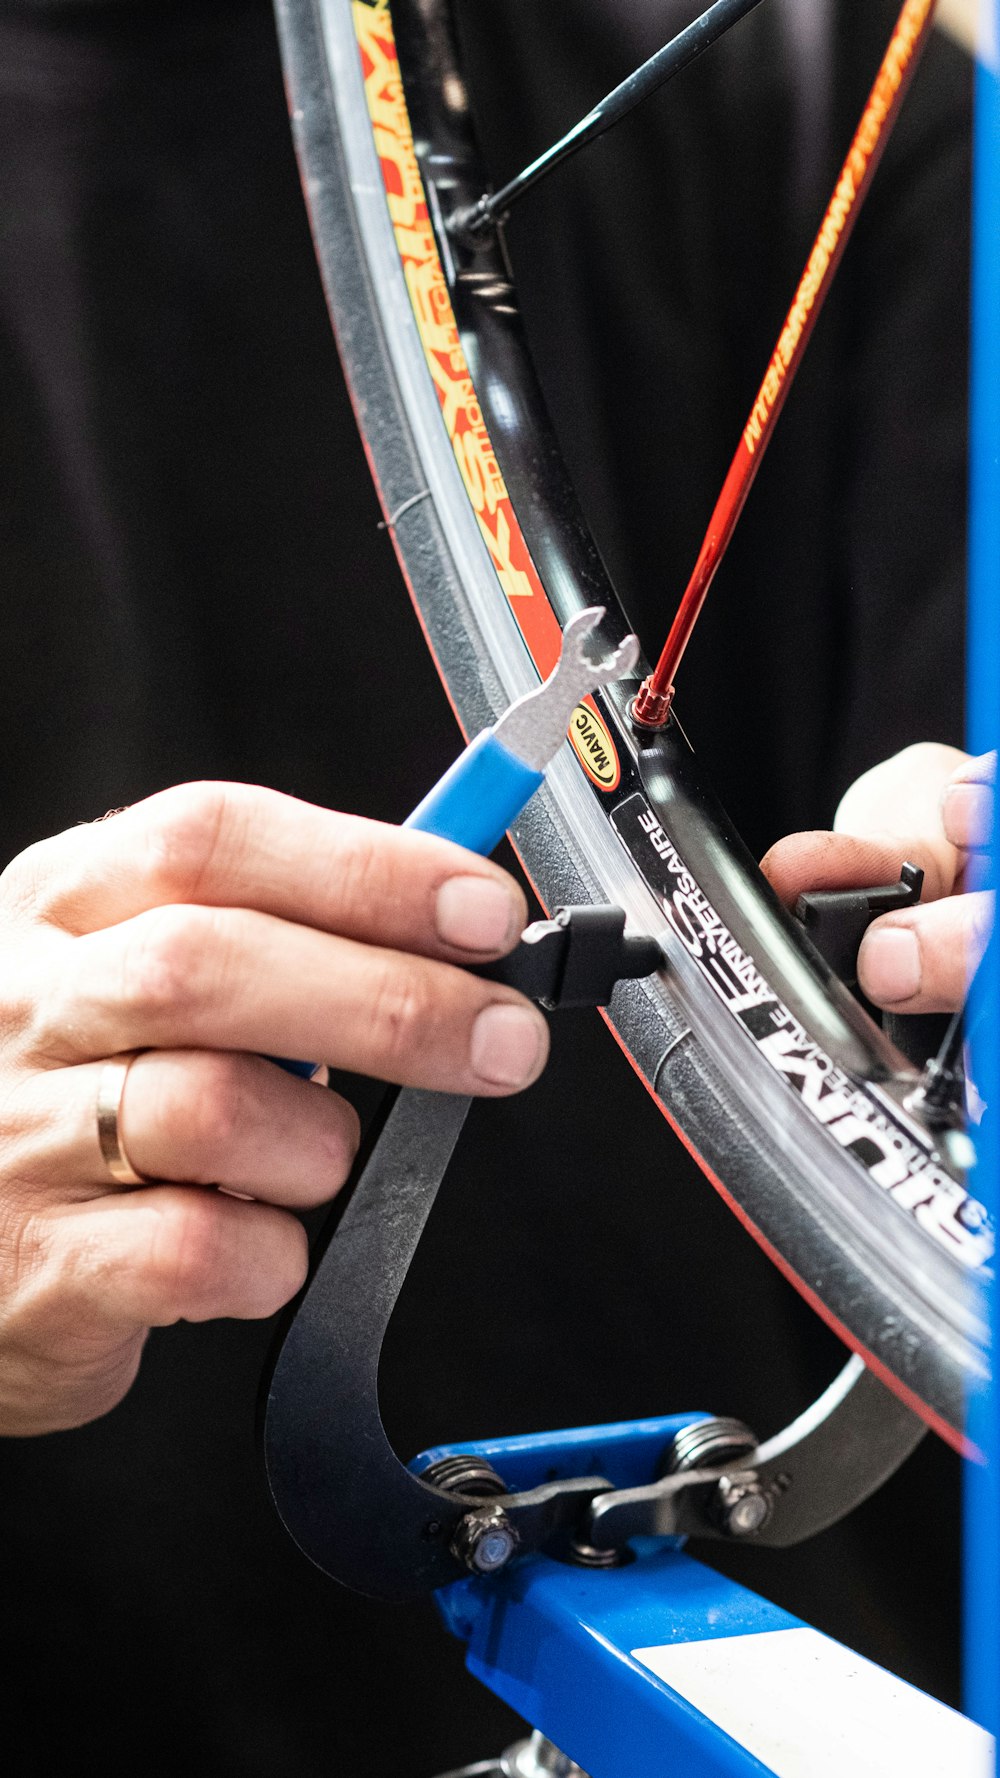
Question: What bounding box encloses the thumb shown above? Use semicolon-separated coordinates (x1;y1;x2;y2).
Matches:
857;891;993;1015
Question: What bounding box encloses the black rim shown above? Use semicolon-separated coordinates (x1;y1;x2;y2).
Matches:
273;0;991;1438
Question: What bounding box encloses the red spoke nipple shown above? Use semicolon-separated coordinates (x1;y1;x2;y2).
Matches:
630;677;675;732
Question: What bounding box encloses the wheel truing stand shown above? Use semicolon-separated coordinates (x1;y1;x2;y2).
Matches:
258;901;986;1777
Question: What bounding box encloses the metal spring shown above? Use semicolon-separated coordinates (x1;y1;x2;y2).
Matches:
421;1455;508;1500
666;1416;758;1475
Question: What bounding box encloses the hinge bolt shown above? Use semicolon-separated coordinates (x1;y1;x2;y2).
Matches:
714;1472;774;1538
451;1505;519;1575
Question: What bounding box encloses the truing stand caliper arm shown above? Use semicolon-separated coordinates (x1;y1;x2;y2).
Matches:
260;609;926;1603
261;609;650;1596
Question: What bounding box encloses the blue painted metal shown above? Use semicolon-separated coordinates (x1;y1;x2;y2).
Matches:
418;1417;786;1775
411;19;1000;1775
965;6;1000;1752
411;1411;710;1495
405;728;545;854
437;1546;793;1777
270;1054;323;1079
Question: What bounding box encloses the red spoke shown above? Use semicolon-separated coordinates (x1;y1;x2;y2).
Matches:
632;0;939;731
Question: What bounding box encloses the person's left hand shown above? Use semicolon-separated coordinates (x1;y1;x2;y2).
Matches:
0;781;546;1435
761;743;994;1014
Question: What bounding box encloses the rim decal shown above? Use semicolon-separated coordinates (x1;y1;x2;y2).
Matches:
570;702;621;792
612;793;993;1273
352;2;621;793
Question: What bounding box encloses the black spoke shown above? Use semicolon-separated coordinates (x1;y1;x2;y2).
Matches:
452;0;768;239
912;990;986;1132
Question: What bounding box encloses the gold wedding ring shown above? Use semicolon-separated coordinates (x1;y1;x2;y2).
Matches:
96;1052;147;1187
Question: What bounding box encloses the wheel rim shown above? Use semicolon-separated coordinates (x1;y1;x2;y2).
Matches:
274;0;992;1439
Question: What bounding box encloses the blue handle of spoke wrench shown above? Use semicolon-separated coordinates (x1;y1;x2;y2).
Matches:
272;731;544;1079
273;1055;325;1080
404;729;544;853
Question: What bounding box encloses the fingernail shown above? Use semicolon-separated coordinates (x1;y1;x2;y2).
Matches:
436;876;521;953
858;927;921;1005
942;783;992;848
958;753;997;783
470;1003;547;1088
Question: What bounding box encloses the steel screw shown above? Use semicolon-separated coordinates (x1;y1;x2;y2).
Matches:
502;1732;590;1776
714;1471;773;1538
451;1505;519;1575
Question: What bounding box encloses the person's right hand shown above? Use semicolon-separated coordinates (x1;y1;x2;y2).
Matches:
762;744;994;1013
0;782;547;1436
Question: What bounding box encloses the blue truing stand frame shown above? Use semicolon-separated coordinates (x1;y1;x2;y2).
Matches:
438;1549;794;1778
964;9;1000;1747
412;1412;708;1495
414;1417;797;1777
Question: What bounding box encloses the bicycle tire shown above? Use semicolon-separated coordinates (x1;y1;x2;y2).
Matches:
274;0;990;1443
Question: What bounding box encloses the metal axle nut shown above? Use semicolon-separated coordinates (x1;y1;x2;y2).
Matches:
451;1504;519;1575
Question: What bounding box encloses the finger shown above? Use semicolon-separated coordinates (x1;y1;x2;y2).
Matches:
3;781;527;960
761;830;956;911
4;1051;360;1208
32;905;551;1095
947;751;996;787
37;1187;309;1327
941;752;996;852
0;1324;147;1436
0;1190;308;1430
857;891;993;1014
834;743;969;839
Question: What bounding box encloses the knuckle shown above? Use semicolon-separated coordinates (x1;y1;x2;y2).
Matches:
0;1213;146;1426
0;959;40;1057
144;1190;227;1314
118;904;218;1023
44;1337;145;1430
138;782;236;903
366;958;438;1066
174;1055;244;1183
331;821;401;924
0;833;73;930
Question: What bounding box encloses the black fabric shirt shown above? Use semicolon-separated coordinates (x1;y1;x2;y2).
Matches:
0;4;971;1773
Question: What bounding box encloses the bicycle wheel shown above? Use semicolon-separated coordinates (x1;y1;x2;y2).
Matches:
274;0;990;1442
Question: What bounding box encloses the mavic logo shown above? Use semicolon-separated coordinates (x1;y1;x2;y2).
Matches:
569;703;621;792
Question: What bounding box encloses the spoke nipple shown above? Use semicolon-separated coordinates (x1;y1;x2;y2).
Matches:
629;677;674;732
448;194;499;247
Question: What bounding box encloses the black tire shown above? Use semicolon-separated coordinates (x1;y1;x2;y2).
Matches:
273;0;990;1440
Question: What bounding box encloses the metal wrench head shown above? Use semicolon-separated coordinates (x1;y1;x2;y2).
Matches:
494;607;641;772
552;607;641;701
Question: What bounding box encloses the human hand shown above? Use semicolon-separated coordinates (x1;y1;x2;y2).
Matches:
761;744;994;1014
0;783;545;1434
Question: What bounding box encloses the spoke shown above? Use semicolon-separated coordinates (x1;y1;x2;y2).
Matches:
915;993;984;1127
632;0;938;730
452;0;768;238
